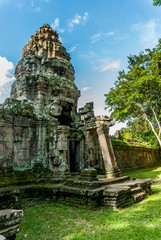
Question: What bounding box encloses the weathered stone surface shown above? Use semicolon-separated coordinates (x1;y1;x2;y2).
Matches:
0;24;154;212
79;103;104;173
95;116;122;178
22;24;70;61
112;143;161;170
80;168;98;181
0;24;83;182
0;209;23;240
0;176;152;210
0;24;121;185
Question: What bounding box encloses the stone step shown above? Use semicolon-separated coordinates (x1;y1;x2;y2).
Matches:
131;186;142;194
99;176;130;185
132;191;146;203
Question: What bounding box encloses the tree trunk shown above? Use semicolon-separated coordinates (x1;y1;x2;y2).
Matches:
143;113;161;147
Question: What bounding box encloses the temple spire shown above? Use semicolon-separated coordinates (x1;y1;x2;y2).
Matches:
22;24;70;61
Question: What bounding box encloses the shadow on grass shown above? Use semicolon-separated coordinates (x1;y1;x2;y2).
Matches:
123;165;161;180
17;182;161;240
63;187;161;240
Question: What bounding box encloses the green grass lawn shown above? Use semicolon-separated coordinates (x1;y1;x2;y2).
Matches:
16;166;161;240
124;166;161;179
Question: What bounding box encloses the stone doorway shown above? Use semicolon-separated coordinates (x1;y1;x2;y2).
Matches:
69;141;81;172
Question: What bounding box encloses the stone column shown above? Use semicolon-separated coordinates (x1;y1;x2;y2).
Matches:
95;116;121;179
36;81;46;109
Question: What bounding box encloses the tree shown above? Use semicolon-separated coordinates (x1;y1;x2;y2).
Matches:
153;0;161;6
120;118;159;148
105;40;161;147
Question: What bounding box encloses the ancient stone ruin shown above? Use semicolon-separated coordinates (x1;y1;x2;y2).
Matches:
0;24;152;212
0;24;121;182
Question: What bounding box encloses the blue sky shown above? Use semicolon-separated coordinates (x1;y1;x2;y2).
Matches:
0;0;161;133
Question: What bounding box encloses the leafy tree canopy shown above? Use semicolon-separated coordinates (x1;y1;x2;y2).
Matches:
120;118;159;148
153;0;161;6
105;39;161;147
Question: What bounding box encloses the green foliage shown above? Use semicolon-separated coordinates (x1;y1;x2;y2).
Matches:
111;138;129;147
105;40;161;146
153;0;161;6
120;119;160;148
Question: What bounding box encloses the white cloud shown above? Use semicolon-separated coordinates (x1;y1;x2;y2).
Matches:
81;86;92;92
93;58;121;72
110;122;127;135
80;51;96;59
105;31;115;36
59;36;63;42
51;18;65;33
34;7;41;12
52;18;59;29
100;60;121;72
0;56;15;87
68;12;89;32
82;12;88;23
80;51;120;72
0;56;15;103
132;20;160;48
18;3;23;10
91;31;115;44
68;45;78;53
91;33;102;44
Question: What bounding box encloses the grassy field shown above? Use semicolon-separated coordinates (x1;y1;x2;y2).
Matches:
16;166;161;240
124;166;161;179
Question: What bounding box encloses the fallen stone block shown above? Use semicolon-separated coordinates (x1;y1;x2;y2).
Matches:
0;210;23;240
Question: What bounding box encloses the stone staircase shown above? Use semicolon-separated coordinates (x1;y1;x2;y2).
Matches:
102;178;152;209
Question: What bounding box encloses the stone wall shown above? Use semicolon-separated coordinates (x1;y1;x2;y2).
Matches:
112;142;161;170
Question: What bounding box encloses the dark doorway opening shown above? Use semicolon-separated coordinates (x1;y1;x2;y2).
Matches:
57;106;72;127
69;141;80;172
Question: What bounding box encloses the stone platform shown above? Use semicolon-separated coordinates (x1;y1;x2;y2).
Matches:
0;176;152;210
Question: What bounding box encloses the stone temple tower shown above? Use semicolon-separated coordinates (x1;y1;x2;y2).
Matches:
11;24;79;123
0;24;121;184
0;24;82;181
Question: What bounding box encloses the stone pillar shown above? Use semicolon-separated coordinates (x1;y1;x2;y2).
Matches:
95;116;121;179
36;81;46;109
